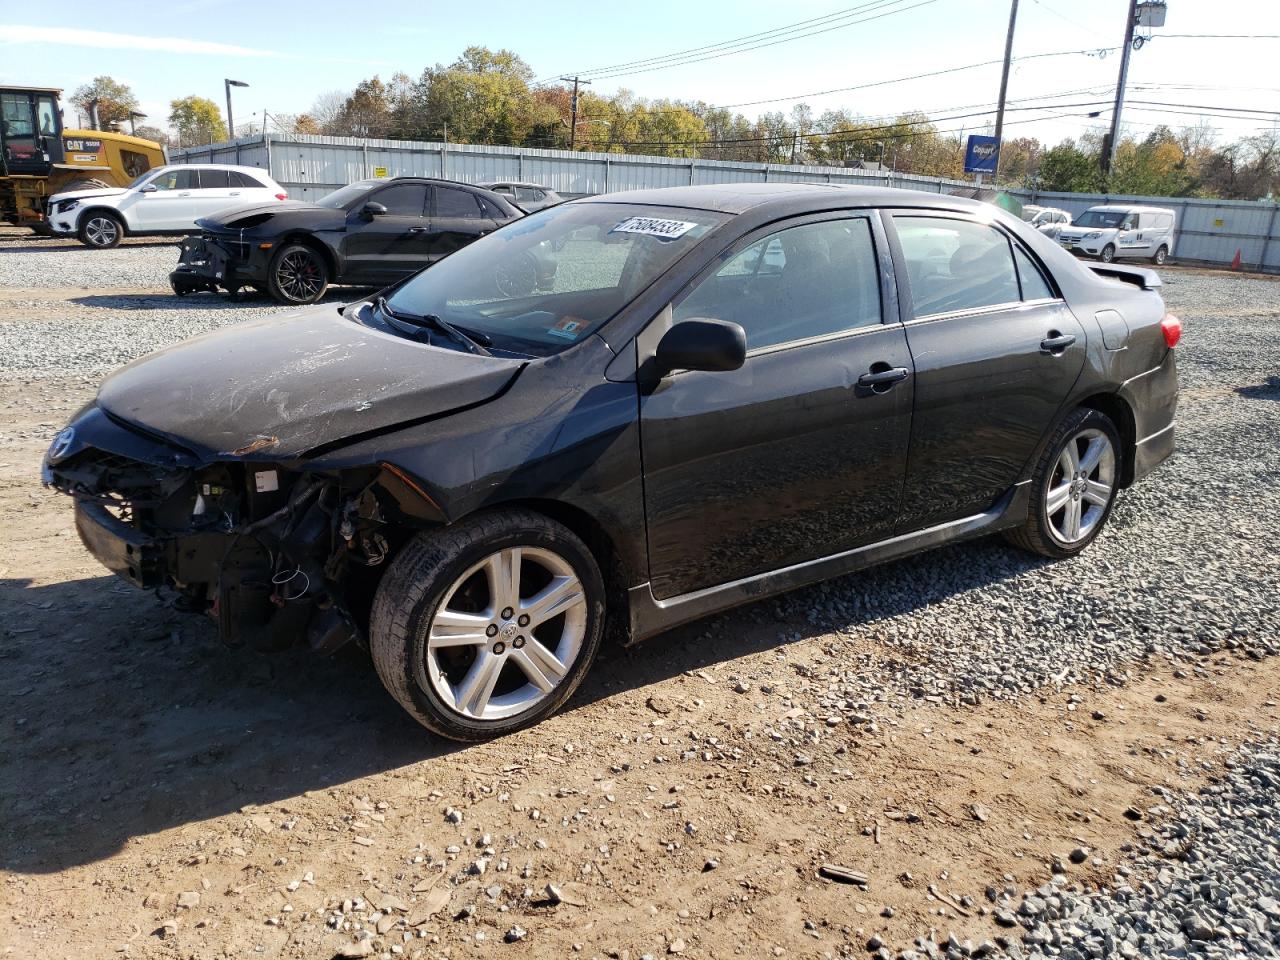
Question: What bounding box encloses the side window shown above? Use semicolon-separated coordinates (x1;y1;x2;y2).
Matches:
231;171;266;189
1127;214;1141;229
198;169;230;189
373;183;427;217
151;169;196;190
1013;245;1055;301
515;186;540;204
475;195;502;219
674;218;882;351
436;187;483;219
895;216;1021;317
120;150;151;179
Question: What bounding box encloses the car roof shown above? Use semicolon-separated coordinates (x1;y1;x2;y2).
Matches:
1085;204;1176;214
577;182;991;216
159;163;276;175
481;181;554;190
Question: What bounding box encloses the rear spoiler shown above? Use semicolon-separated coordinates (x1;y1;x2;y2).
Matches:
1088;263;1162;291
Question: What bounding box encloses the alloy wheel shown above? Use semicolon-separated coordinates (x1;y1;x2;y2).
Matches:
1045;428;1115;545
418;546;587;721
84;217;118;247
275;250;324;301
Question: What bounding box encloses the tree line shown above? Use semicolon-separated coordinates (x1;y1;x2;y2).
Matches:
70;52;1278;200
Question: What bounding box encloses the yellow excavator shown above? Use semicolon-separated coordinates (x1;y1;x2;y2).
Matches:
1;85;166;232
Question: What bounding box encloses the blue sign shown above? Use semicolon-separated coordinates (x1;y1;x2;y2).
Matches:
964;135;1000;174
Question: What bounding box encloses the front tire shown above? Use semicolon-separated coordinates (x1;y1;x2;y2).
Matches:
370;510;606;741
1151;245;1168;265
267;243;329;304
79;212;123;248
1004;408;1121;559
1099;243;1116;264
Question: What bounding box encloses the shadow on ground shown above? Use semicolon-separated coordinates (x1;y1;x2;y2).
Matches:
1236;377;1280;402
0;536;1041;875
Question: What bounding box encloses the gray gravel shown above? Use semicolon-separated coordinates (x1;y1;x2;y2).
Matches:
1000;739;1280;960
0;237;179;288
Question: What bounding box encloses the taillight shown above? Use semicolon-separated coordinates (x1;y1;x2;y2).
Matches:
275;192;288;201
1160;313;1182;348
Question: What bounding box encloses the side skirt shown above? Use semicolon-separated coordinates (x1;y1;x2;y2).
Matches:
625;481;1030;644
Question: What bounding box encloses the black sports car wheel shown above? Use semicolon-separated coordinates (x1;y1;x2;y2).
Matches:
268;243;329;304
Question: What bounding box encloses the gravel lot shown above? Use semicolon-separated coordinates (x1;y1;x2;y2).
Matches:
2;238;1279;959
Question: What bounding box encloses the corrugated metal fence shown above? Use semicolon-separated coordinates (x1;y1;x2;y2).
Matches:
173;133;1280;273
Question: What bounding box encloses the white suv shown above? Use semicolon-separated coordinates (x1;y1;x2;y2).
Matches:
47;163;288;248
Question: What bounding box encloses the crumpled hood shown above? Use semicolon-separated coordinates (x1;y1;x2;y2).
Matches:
50;186;126;203
96;306;524;459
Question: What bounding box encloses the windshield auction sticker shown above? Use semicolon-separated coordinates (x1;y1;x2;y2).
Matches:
547;317;586;340
610;217;698;240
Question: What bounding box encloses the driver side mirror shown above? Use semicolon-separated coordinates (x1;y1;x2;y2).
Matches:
140;183;158;193
362;201;388;218
655;318;747;377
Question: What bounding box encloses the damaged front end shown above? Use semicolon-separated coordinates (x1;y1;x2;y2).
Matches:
43;406;400;655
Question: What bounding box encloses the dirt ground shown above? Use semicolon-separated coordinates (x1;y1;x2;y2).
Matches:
2;262;1278;959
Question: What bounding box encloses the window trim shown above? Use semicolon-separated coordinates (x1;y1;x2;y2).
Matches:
883;209;1064;323
666;209;897;358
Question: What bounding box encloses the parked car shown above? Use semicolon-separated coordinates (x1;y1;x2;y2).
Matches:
46;163;287;248
1028;207;1071;233
169;177;523;304
1055;204;1176;264
479;181;563;212
44;184;1180;741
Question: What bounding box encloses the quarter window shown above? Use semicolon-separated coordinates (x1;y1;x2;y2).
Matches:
435;188;482;219
1013;246;1055;301
674;218;882;351
373;183;427;217
895;216;1021;316
231;171;267;189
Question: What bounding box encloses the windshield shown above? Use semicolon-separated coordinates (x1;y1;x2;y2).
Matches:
128;169;162;189
1074;210;1127;229
317;181;378;208
384;202;729;355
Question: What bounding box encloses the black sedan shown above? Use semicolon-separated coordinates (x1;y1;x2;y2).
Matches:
169;177;522;304
47;184;1179;741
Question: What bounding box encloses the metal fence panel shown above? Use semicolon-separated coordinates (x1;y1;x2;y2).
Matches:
172;134;1280;272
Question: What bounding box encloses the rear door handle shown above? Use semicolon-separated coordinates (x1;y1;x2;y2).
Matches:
1040;333;1077;354
856;365;910;394
408;226;430;234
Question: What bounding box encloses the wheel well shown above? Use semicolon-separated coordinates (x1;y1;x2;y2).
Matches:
78;206;125;233
1077;393;1136;486
278;234;336;277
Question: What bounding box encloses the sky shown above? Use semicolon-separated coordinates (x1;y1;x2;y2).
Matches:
1;0;1276;149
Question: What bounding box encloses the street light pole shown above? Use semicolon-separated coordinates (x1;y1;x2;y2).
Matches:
225;79;249;140
1102;0;1139;179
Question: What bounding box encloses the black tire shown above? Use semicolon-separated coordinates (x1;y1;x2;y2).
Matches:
1151;245;1168;266
1099;243;1116;264
369;510;606;741
267;242;329;304
1003;408;1122;560
78;211;124;248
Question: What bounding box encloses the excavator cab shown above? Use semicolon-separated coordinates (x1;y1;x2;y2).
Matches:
0;86;64;177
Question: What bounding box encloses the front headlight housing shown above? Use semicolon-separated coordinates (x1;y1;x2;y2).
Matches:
1084;231;1102;239
56;198;80;214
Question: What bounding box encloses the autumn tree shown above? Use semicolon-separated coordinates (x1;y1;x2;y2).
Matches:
169;96;224;146
70;76;139;129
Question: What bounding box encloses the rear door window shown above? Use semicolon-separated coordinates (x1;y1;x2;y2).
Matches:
435;187;483;219
894;215;1021;317
197;169;230;189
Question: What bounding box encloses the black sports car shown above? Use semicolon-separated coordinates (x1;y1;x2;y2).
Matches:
169;177;523;304
50;184;1179;741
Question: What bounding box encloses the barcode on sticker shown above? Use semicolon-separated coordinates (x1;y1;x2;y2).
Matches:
610;217;697;239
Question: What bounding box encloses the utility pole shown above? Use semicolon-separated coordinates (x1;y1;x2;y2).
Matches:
225;78;249;140
992;0;1019;182
1103;0;1140;178
561;76;592;149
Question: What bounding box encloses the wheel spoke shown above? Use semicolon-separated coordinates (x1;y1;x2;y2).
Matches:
485;548;521;612
454;651;503;717
1078;436;1108;475
511;638;567;693
1065;497;1082;540
521;575;584;627
1062;439;1080;474
1083;479;1112;507
428;609;490;648
1046;482;1072;514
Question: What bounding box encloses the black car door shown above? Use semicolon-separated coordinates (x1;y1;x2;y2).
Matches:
429;186;497;261
639;212;914;601
340;182;431;283
886;211;1087;532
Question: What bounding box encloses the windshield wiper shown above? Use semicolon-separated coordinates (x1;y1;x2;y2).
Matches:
376;296;491;356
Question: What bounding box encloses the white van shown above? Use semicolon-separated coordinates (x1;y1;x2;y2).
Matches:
1055;204;1176;265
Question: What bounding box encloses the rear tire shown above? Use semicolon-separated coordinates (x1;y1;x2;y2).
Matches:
1004;408;1121;560
267;242;329;304
1099;243;1116;264
79;212;123;248
1151;245;1168;265
369;510;606;741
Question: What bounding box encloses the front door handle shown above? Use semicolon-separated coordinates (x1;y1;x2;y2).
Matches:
1040;333;1077;355
856;365;910;395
